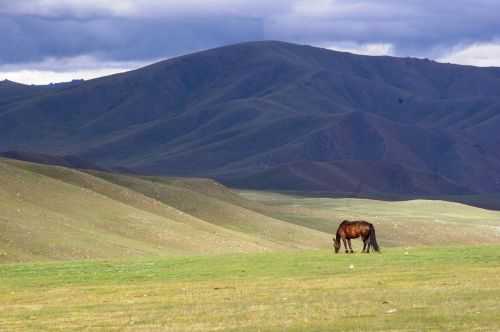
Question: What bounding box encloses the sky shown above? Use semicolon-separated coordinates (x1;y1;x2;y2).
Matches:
2;0;500;85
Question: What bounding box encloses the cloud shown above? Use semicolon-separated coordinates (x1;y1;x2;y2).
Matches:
323;41;394;55
0;0;292;19
326;42;394;56
0;14;264;64
0;54;150;73
438;42;500;67
0;0;133;18
0;55;153;84
265;1;500;57
2;0;500;84
1;68;129;85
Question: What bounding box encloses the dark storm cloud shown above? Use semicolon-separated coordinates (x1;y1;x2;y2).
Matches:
0;14;265;65
264;0;500;57
1;0;500;69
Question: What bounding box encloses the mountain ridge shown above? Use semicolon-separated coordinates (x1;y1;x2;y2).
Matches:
1;41;500;195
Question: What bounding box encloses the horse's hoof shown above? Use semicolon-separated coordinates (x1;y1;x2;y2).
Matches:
350;250;354;253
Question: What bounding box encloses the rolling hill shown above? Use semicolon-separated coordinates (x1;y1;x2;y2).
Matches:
1;157;500;263
0;157;329;262
1;41;500;195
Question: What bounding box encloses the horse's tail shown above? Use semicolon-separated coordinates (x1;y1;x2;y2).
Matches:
333;228;342;252
369;224;380;252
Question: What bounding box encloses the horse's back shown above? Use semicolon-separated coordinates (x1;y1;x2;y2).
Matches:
339;220;372;238
343;220;372;228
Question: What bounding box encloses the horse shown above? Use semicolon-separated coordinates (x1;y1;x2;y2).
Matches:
333;220;380;254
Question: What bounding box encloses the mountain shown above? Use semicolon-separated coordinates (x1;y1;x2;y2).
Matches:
1;41;500;195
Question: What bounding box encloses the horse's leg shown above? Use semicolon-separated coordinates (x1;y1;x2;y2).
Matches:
362;238;367;253
366;239;371;253
347;239;354;253
342;238;349;253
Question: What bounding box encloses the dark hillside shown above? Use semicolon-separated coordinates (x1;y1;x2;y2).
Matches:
1;41;499;195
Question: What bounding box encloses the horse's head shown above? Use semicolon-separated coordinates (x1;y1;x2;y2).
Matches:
333;238;340;253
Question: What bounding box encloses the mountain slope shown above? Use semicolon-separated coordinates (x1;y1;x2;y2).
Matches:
1;41;500;194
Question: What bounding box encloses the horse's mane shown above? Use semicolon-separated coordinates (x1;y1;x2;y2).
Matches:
335;220;349;237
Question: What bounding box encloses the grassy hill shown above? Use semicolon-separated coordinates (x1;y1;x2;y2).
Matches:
240;191;500;247
1;41;500;195
1;246;500;331
1;157;500;263
0;157;329;263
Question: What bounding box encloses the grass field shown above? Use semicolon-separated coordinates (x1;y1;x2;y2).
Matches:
1;246;500;331
2;158;500;330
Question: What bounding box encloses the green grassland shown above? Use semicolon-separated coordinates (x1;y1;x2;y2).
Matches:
2;157;500;330
1;246;500;331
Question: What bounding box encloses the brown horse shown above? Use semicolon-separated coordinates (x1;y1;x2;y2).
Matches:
333;220;380;253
